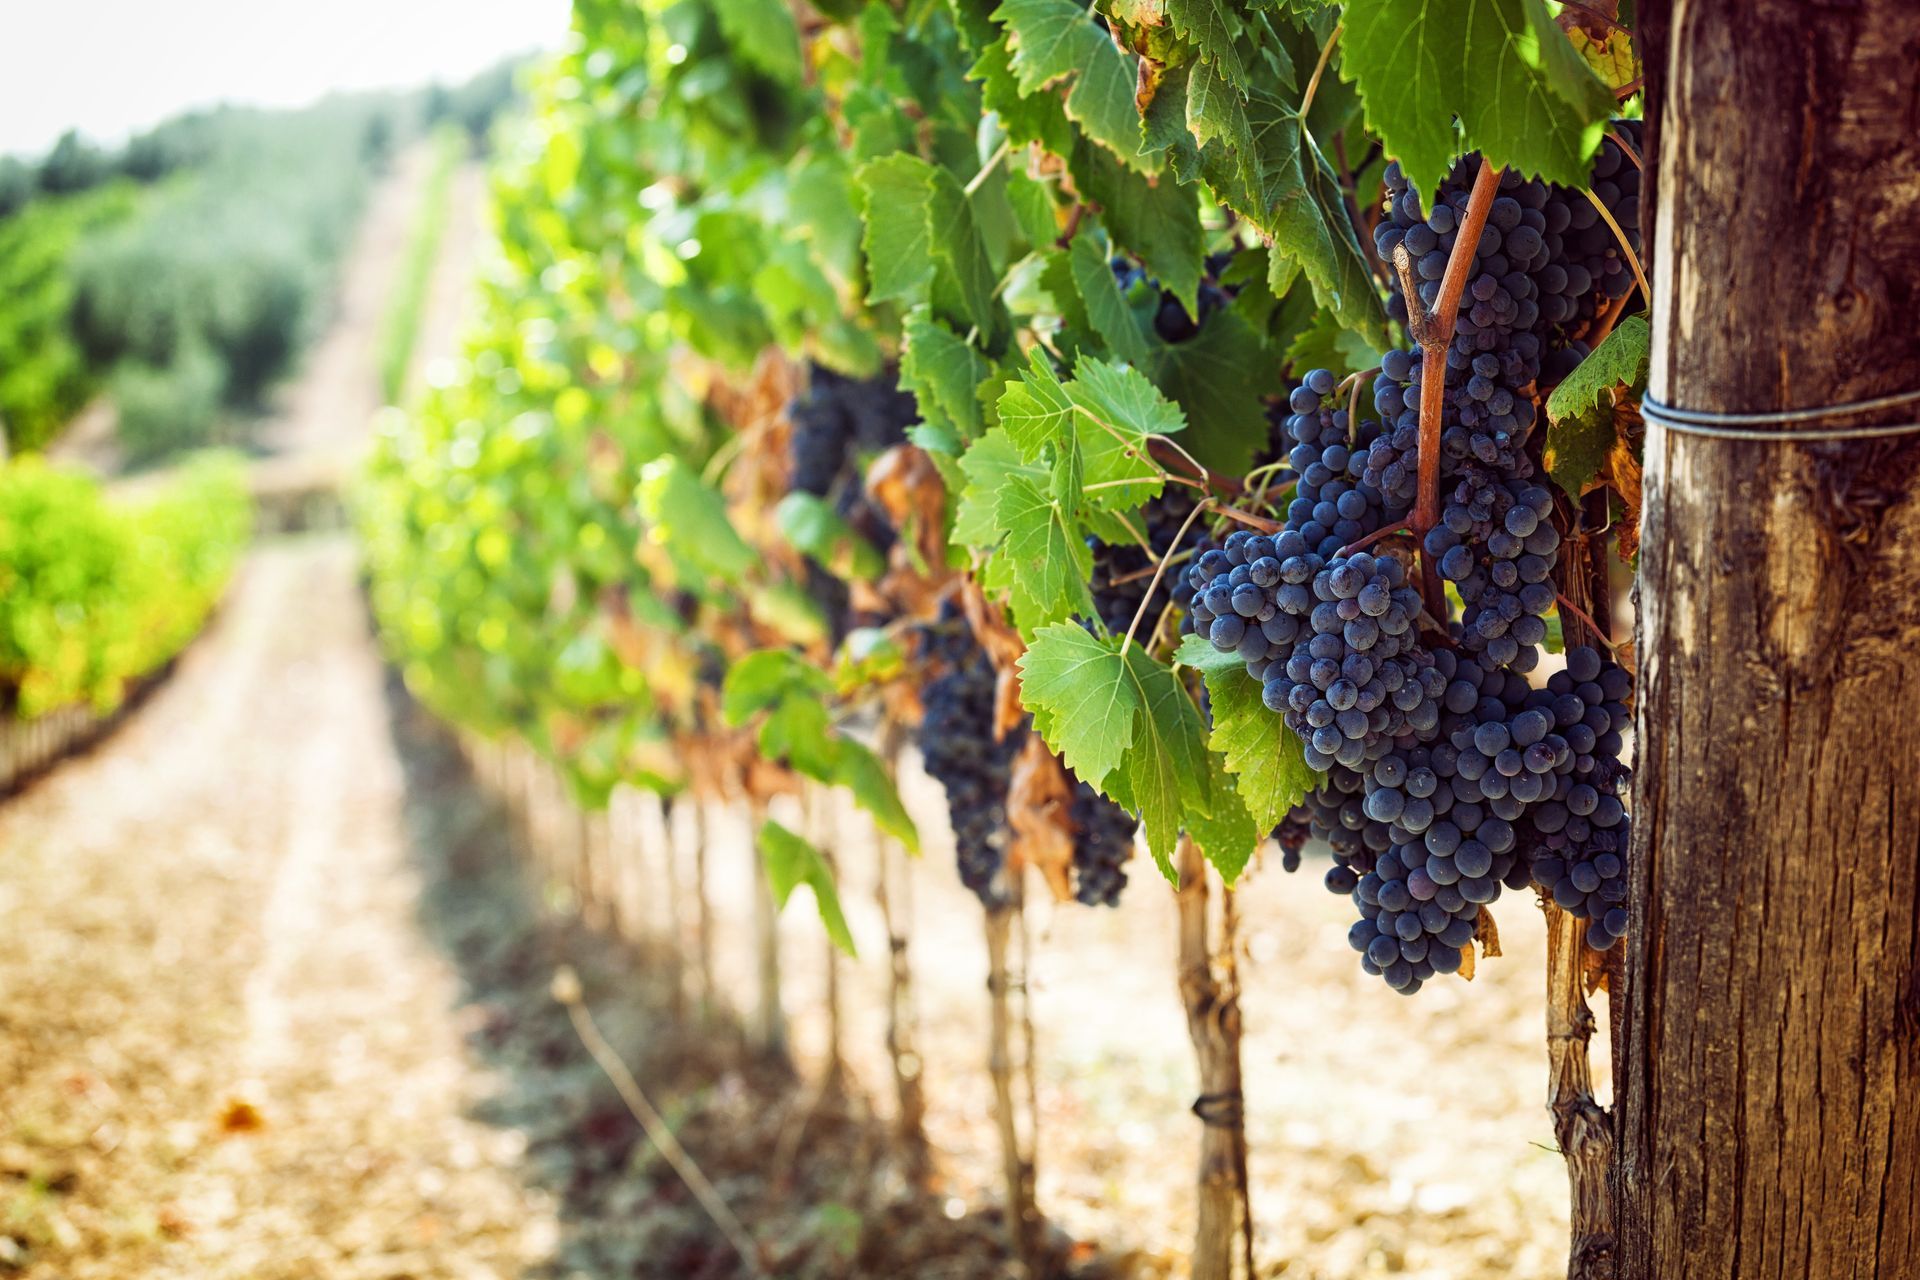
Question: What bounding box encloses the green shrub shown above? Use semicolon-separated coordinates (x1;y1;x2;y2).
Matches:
0;184;142;453
0;454;251;717
111;343;228;464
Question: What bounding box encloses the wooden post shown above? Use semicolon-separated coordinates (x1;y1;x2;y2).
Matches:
749;796;787;1059
1175;835;1251;1280
984;891;1037;1278
1617;2;1920;1273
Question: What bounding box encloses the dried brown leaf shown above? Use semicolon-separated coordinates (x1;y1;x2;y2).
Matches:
1605;399;1644;562
1008;736;1076;902
1474;908;1502;959
746;757;801;802
218;1099;265;1135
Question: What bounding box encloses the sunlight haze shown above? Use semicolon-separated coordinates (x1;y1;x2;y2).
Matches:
0;0;573;156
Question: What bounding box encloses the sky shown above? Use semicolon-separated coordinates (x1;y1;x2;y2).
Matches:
0;0;575;157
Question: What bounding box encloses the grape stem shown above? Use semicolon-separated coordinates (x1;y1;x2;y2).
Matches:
1605;128;1643;172
1210;503;1283;534
1107;547;1196;589
1340;365;1380;446
1337;521;1411;556
1581;187;1651;307
1394;157;1503;618
1299;21;1343;120
1055;202;1088;249
1554;592;1622;656
1121;496;1213;656
1147;436;1245;498
1584;286;1636;350
964;139;1013;197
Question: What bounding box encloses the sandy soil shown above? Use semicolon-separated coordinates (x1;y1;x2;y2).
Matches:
710;766;1600;1279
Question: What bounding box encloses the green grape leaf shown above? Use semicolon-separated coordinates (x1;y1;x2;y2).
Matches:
1066;357;1183;511
637;458;756;587
997;350;1077;460
996;472;1097;623
1072;139;1203;316
1247;98;1389;349
994;0;1149;171
710;0;805;84
1341;0;1611;201
1166;0;1246;87
1097;645;1213;882
857;156;937;307
749;583;831;647
1186;57;1256;186
928;165;1007;343
1006;168;1062;249
759;820;857;956
1184;758;1260;884
829;738;921;852
954;429;1042;547
722;648;832;724
1547;313;1650;424
971;37;1077;157
1068;232;1155;368
1544;314;1648;498
832;627;907;693
1151;308;1282;478
1175;632;1316;833
776;492;885;581
1017;624;1141;787
761;693;840;776
901;310;994;440
1284;307;1386;379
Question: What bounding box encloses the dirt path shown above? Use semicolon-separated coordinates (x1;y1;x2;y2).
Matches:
0;542;560;1278
257;144;435;466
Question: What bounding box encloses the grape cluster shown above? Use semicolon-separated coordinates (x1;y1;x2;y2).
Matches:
787;365;918;638
1214;133;1642;988
1069;781;1137;906
788;365;918;496
1188;530;1437;770
1425;474;1557;671
1272;806;1314;873
916;613;1025;907
1110;252;1239;344
1520;646;1633;950
1348;834;1474;993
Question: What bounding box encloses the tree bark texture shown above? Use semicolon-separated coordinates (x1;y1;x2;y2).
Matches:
985;902;1038;1278
1620;3;1920;1276
749;797;788;1059
1547;492;1618;1280
876;832;932;1181
1174;836;1251;1280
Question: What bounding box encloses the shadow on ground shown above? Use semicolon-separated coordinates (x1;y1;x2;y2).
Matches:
383;676;1101;1280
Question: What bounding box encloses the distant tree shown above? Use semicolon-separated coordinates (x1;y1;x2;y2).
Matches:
0;157;33;218
120;131;174;183
38;130;106;195
361;114;394;174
